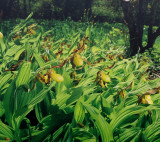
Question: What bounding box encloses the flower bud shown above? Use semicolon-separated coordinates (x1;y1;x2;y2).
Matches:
0;32;3;39
120;90;126;98
84;44;87;49
79;40;83;47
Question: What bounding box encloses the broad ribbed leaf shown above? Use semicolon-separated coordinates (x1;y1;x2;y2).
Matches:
83;103;113;142
74;101;85;123
0;73;13;90
3;80;16;125
52;93;70;109
0;101;5;117
14;82;55;126
110;105;160;131
143;120;160;142
33;53;45;67
114;128;141;142
72;128;96;141
31;113;72;142
16;62;31;88
13;48;25;60
128;78;160;95
4;45;22;58
68;33;80;54
0;121;14;140
66;87;83;105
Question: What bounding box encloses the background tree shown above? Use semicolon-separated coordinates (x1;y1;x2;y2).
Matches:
121;0;160;56
0;0;123;21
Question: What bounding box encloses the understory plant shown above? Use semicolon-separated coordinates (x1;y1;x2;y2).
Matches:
0;13;160;142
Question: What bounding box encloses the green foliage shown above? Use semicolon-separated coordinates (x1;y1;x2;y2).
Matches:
92;0;123;22
0;14;160;142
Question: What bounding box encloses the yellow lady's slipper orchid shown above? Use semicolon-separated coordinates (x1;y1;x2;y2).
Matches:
142;95;153;104
120;90;127;98
50;71;64;82
100;71;111;82
30;29;36;35
99;79;105;87
44;75;49;83
79;40;83;47
84;44;87;49
107;54;115;60
38;73;46;83
118;55;124;60
0;32;3;39
73;53;83;66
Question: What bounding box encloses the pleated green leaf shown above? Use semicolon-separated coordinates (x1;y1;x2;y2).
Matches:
31;113;72;142
0;121;14;140
3;80;16;126
83;103;114;142
0;73;13;90
14;82;55;126
66;87;83;105
143;120;160;142
33;52;45;67
72;128;96;141
74;101;85;123
110;105;160;132
16;62;31;88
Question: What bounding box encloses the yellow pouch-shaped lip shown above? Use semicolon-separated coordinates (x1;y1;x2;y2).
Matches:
142;95;153;104
50;72;64;82
0;32;3;39
100;71;111;82
73;54;83;66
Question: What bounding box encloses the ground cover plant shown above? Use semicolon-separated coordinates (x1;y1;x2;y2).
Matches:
0;13;160;142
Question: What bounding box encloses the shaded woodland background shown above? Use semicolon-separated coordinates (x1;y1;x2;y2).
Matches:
1;0;160;24
0;0;125;22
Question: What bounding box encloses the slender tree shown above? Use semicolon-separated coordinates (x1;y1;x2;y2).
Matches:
121;0;160;56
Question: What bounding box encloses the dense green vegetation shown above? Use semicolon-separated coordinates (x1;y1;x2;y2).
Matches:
0;0;160;141
0;0;123;22
0;13;160;142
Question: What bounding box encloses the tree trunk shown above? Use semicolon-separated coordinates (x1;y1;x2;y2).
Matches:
144;0;160;52
128;25;140;56
120;0;160;56
137;0;145;50
121;1;143;56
